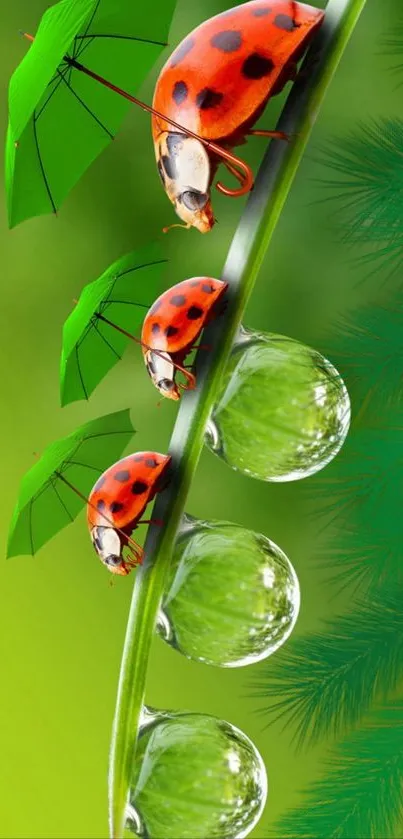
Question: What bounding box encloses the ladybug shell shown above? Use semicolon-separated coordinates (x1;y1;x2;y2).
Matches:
142;278;227;355
152;0;324;143
87;452;170;532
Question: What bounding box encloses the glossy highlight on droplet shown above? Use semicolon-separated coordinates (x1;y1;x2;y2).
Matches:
157;516;300;667
205;327;350;481
125;707;267;839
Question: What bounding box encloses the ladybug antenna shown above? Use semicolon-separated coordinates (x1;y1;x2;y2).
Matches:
162;222;191;233
22;34;253;200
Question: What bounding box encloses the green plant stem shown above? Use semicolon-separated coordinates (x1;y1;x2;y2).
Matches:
108;1;367;835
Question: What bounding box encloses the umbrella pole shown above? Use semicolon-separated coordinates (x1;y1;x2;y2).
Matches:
66;57;254;197
54;471;143;559
95;313;196;387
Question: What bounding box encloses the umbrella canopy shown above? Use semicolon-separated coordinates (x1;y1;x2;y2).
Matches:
7;408;135;558
6;0;177;228
60;242;167;406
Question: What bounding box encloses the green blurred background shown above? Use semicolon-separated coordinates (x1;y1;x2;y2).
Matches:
0;1;395;836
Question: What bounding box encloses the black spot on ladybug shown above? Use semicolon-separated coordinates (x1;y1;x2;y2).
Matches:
147;358;156;376
114;470;130;483
145;458;158;468
170;294;186;307
252;6;271;15
172;80;188;105
274;13;299;30
157;159;165;185
187;306;203;320
196;88;224;110
151;323;160;335
211;30;242;53
170;36;195;68
97;499;106;511
149;299;161;315
161;154;177;181
132;480;148;495
165;325;179;337
242;53;274;79
110;501;124;514
202;284;214;293
93;476;105;492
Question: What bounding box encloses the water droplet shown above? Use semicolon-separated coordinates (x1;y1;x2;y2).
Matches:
205;328;350;481
158;518;300;667
125;708;267;838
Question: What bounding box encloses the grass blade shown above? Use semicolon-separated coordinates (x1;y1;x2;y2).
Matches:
108;1;369;835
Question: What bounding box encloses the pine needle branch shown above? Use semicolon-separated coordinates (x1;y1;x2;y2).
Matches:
305;427;403;593
251;588;403;748
317;119;403;279
267;700;403;839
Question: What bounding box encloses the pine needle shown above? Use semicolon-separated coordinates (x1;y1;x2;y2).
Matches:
250;589;403;749
316;119;403;278
325;298;403;424
266;701;403;839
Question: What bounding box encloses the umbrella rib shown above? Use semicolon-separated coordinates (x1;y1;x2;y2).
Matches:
32;113;57;215
68;460;103;473
36;68;69;120
28;498;35;555
75;344;89;400
56;69;114;140
51;479;75;522
76;0;101;52
117;260;168;281
103;299;150;309
92;319;123;359
75;33;168;49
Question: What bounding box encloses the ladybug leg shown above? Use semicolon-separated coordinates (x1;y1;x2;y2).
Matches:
248;129;291;142
209;143;254;197
137;518;164;526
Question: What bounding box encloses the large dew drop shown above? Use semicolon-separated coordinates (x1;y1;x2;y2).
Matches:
125;708;267;839
157;517;300;667
205;327;350;481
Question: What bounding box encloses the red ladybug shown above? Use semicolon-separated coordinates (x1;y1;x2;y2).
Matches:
141;277;227;400
152;0;324;232
87;452;170;575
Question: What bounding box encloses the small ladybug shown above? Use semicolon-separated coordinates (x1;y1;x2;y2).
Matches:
87;452;171;575
152;0;324;232
141;277;228;400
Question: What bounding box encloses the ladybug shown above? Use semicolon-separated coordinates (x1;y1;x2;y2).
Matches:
141;277;228;400
87;452;171;575
152;0;324;232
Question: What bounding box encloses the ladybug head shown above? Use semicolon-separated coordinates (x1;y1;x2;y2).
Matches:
156;132;214;233
90;525;129;576
145;350;181;401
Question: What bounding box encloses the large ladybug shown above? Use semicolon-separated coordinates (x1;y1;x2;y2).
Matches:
152;0;324;232
87;452;171;575
141;277;228;400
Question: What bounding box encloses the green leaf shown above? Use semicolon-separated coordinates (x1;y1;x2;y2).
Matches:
268;701;403;839
250;588;403;748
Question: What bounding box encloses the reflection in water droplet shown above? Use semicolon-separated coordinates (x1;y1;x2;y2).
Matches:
205;328;350;481
125;709;267;839
158;518;300;667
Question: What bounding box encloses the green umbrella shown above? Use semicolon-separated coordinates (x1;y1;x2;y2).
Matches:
60;242;167;406
7;408;135;558
6;0;177;228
